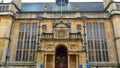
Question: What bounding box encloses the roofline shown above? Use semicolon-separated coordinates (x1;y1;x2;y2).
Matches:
15;18;110;20
21;2;103;4
115;2;120;3
17;11;108;14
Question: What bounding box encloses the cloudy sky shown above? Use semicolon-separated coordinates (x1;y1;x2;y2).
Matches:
0;0;120;3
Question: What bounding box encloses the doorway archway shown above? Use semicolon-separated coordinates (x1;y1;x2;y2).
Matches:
55;46;68;68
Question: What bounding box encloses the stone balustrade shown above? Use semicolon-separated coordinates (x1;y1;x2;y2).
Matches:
0;3;9;11
41;32;82;39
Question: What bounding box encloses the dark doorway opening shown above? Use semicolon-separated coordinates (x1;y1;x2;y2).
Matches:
55;46;68;68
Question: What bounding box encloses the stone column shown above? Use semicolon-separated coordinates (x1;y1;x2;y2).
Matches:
68;55;70;68
45;54;47;68
76;55;78;68
53;55;55;68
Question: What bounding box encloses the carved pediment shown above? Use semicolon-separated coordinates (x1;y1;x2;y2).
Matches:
53;20;70;39
53;20;70;28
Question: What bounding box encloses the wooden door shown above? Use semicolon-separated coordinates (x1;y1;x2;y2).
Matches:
55;56;67;68
55;47;68;68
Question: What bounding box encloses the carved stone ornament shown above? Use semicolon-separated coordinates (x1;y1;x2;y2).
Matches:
46;44;53;50
70;44;76;49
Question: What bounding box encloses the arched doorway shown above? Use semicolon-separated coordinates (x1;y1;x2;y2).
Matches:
55;46;68;68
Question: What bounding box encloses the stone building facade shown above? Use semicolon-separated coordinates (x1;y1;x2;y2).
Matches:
0;0;120;68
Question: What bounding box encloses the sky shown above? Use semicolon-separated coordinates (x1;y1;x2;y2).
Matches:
0;0;120;3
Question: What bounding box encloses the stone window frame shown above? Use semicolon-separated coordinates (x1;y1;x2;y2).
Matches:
16;23;37;62
86;23;109;62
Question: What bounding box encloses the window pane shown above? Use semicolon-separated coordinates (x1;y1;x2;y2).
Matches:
32;24;37;32
91;51;94;61
25;51;28;61
98;40;100;50
99;51;101;62
102;40;105;49
17;41;22;49
24;41;27;49
105;41;107;49
27;41;29;49
27;32;30;39
20;24;24;32
15;51;19;61
88;51;91;61
19;51;22;61
88;40;91;49
106;51;109;61
22;51;25;61
26;24;30;31
89;24;92;39
34;41;36;49
95;40;97;49
103;51;106;61
91;41;93;49
96;51;98;61
31;41;33;49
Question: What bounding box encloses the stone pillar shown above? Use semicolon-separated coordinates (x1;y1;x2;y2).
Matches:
45;55;47;68
53;55;55;68
79;52;86;68
76;55;78;68
68;55;70;68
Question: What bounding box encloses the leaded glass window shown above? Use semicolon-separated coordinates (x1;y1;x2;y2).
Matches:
86;23;109;62
16;23;37;61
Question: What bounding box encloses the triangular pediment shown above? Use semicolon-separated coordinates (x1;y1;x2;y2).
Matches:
53;20;70;28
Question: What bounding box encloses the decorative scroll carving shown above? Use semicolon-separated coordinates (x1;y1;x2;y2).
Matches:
46;44;53;50
70;44;76;49
55;29;68;38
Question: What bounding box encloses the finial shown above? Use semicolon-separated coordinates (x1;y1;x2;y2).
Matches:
44;4;48;12
76;4;80;11
10;0;13;3
1;0;3;3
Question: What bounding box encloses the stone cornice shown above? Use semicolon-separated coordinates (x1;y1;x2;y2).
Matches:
0;62;36;66
0;10;16;18
114;37;120;41
89;62;118;67
15;12;109;19
0;37;11;40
